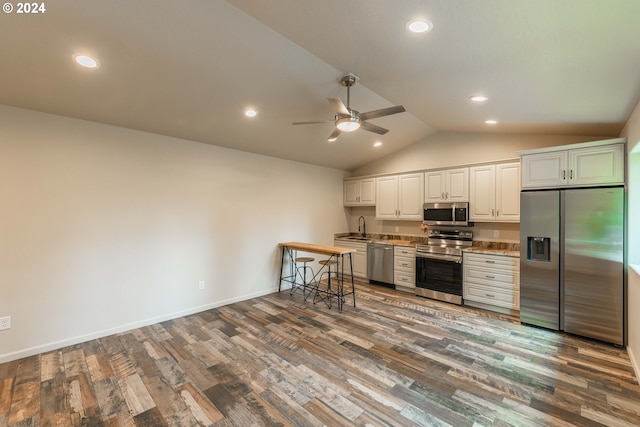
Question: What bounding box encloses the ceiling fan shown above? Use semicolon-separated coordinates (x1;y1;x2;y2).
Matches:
293;73;406;142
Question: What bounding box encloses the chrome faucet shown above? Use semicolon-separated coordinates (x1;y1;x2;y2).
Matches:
358;216;366;237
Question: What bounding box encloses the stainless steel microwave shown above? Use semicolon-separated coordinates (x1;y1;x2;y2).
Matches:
423;202;470;226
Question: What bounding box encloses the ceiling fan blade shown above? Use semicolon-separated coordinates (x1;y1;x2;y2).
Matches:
292;120;334;125
327;128;342;142
360;121;389;135
359;105;406;121
327;97;350;116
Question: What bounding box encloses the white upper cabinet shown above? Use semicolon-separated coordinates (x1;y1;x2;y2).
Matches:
424;167;469;202
520;139;625;189
520;151;567;188
495;163;521;221
344;178;376;206
376;173;424;220
469;162;520;222
568;144;624;186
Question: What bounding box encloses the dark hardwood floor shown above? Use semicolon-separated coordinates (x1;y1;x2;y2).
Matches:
1;281;639;426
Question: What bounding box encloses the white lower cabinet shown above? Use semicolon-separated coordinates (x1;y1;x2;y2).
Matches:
463;252;519;313
394;246;416;291
334;239;367;279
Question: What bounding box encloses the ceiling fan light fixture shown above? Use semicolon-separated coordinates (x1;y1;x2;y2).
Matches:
336;117;361;132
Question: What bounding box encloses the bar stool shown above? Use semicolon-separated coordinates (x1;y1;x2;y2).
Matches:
291;257;315;300
314;259;340;309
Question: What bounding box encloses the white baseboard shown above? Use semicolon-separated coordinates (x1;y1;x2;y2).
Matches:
0;287;279;364
628;346;640;386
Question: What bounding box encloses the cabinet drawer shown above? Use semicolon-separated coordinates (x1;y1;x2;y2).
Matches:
394;247;416;257
464;253;518;269
464;283;519;309
464;267;518;289
394;271;415;287
394;256;415;273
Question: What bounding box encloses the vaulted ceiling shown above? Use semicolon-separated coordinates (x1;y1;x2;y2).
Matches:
1;1;639;170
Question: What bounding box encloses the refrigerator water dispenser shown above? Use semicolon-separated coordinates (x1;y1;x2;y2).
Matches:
527;237;550;262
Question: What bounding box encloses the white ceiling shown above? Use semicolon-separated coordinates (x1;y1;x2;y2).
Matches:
1;1;639;171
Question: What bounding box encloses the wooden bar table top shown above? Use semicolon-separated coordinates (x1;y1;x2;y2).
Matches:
278;241;356;256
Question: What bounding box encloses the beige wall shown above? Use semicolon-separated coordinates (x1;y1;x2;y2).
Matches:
0;105;349;363
620;97;640;380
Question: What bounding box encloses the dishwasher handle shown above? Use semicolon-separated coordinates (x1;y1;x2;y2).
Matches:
367;243;394;250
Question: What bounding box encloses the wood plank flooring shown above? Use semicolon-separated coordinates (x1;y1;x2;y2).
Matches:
1;282;639;426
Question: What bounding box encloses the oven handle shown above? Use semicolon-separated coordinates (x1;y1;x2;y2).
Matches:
416;253;462;263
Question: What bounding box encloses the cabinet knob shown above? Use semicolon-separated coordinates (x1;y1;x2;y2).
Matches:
485;293;495;298
485;260;495;264
485;275;495;279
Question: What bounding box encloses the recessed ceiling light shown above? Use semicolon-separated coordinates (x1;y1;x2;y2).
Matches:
244;109;257;117
470;95;488;102
406;19;433;33
373;141;383;148
73;54;99;69
485;119;498;125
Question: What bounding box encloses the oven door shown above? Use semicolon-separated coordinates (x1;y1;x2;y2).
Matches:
415;254;463;304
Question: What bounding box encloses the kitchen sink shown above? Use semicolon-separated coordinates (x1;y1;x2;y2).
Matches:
343;236;370;241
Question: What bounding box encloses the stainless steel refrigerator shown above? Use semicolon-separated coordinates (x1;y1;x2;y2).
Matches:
520;187;625;346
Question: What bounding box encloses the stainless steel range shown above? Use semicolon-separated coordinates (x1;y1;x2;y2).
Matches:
415;229;473;305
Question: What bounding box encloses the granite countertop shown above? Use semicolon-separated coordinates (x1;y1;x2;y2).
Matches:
463;241;520;258
334;234;420;247
335;233;520;255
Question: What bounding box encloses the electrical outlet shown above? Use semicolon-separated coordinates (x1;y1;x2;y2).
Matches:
199;280;205;290
0;316;11;331
493;230;500;238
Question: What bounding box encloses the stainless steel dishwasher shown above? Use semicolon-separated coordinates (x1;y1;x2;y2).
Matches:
367;242;394;286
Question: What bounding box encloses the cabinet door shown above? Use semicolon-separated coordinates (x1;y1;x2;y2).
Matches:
424;171;446;202
469;165;496;221
359;178;376;205
376;175;399;219
335;240;367;279
344;180;359;205
446;168;469;201
495;163;521;222
398;173;424;219
521;151;568;188
350;250;367;278
569;144;624;186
